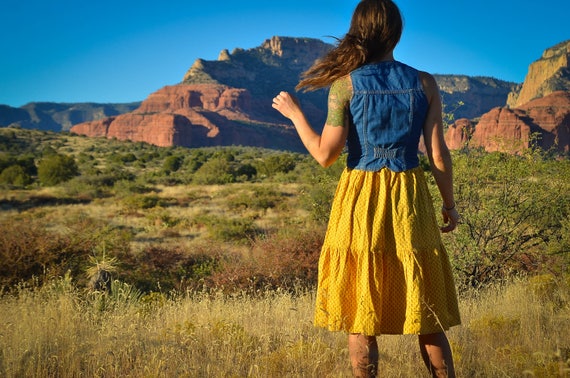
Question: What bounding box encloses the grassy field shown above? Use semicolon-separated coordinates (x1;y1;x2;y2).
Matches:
0;275;568;377
0;128;569;376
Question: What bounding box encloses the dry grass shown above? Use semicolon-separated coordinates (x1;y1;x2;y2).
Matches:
0;182;306;254
0;276;568;377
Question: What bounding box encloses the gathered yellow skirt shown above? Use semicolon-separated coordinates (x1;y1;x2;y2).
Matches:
314;166;461;335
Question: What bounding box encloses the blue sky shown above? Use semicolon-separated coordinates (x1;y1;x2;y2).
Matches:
0;0;568;107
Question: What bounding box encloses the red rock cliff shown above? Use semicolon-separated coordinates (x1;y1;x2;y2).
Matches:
70;84;301;150
446;91;570;154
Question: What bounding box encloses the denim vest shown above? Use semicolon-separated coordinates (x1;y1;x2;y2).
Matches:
346;61;428;172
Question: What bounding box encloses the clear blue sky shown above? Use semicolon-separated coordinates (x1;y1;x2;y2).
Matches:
1;0;568;107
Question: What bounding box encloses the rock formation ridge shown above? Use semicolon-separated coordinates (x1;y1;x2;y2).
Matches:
71;83;304;151
507;40;570;108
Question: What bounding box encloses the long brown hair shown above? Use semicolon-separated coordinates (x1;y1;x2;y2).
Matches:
296;0;403;91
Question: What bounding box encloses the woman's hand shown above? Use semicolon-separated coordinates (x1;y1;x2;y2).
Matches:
271;89;348;168
272;91;302;121
440;206;460;233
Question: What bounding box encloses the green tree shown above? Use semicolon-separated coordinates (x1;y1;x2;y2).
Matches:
37;153;79;186
192;157;235;185
163;155;184;174
255;153;297;177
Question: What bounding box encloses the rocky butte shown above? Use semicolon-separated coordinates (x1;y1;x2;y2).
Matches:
507;40;570;108
71;37;336;152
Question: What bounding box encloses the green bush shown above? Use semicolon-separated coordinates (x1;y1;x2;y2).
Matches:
0;165;32;187
37;153;79;186
122;194;161;210
254;153;297;177
298;156;345;224
163;155;184;173
192;157;235;185
0;216;132;290
223;186;283;211
195;214;259;243
116;245;221;292
234;163;257;181
440;151;570;289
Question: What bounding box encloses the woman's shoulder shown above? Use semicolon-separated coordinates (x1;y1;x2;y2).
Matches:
417;71;439;100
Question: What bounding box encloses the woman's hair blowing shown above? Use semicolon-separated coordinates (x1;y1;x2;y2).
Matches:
296;0;403;91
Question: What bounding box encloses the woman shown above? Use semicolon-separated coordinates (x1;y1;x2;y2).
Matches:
272;0;461;377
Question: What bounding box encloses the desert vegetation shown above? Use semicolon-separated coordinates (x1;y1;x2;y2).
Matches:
0;126;569;377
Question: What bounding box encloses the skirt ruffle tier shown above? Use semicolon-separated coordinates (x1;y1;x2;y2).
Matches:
314;167;461;335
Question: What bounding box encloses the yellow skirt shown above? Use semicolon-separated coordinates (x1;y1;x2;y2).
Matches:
314;167;461;335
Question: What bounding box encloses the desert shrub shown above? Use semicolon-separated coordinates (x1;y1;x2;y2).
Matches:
40;145;58;156
37;153;79;186
100;164;136;182
254;153;297;177
298;159;345;223
0;164;32;187
60;176;109;200
292;154;345;223
113;180;156;197
116;245;220;292
440;151;570;289
0;154;15;172
207;226;325;293
192;157;235;185
194;214;259;243
70;172;117;188
223;185;283;211
0;216;132;290
163;155;184;173
76;151;95;165
138;151;161;163
122;194;161;210
252;227;324;288
145;210;185;230
120;153;137;163
0;153;38;187
184;150;209;173
234;163;257;181
13;154;36;176
0;219;66;289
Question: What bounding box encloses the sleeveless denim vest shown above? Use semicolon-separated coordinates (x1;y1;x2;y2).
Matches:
346;61;429;172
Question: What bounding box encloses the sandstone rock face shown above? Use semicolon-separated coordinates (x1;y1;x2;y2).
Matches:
444;118;474;150
71;84;304;151
518;91;570;152
507;40;570;107
469;107;535;153
452;91;570;154
182;36;331;126
183;36;331;86
71;117;114;138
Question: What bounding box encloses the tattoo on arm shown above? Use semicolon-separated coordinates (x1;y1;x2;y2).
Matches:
325;75;352;127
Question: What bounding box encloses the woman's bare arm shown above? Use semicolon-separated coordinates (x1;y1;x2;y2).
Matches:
420;71;459;232
272;77;351;167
